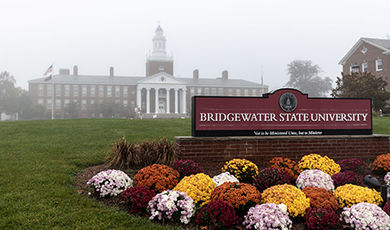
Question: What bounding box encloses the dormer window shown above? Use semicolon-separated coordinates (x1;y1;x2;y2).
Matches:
362;62;368;72
350;64;360;74
361;47;368;54
158;66;165;71
376;59;383;71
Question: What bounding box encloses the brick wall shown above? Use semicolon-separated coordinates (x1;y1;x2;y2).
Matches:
175;135;390;169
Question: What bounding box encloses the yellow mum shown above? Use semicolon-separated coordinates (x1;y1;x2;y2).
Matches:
174;173;215;207
298;154;340;176
334;184;383;208
262;184;310;217
222;158;258;183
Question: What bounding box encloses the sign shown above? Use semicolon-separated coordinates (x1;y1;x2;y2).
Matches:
192;88;372;137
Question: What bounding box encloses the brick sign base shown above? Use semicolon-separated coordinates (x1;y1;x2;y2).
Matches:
175;135;390;169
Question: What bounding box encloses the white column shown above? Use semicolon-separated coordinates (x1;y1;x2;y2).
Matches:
136;88;141;108
182;88;187;114
174;88;178;114
166;88;170;114
146;88;150;114
155;88;159;114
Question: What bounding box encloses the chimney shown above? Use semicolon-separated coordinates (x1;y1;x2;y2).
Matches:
222;70;228;80
193;69;199;80
73;65;78;76
59;68;70;75
109;67;114;77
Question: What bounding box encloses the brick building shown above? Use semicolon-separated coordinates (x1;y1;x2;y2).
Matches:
28;26;268;118
339;37;390;90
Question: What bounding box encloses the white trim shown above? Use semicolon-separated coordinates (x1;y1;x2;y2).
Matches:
376;59;383;71
339;38;390;65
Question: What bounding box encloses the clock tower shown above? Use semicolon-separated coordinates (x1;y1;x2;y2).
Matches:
145;25;173;76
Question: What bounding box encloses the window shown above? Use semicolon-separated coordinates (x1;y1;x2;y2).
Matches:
244;89;249;96
64;85;70;97
376;59;383;71
361;62;368;72
252;89;257;96
115;86;120;97
236;89;241;96
37;99;44;105
204;88;210;95
55;99;61;109
47;85;52;97
38;84;44;96
350;64;360;74
107;86;112;97
123;100;128;106
64;99;70;105
218;88;224;96
228;88;233;95
211;88;217;96
115;99;120;104
90;85;95;97
73;85;79;97
197;88;202;95
190;88;195;95
82;85;87;97
98;86;104;97
81;99;87;110
90;99;95;105
55;85;61;97
46;99;52;110
123;87;128;97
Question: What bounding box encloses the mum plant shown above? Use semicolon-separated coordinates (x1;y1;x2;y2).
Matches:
212;172;239;187
253;167;291;192
222;158;258;183
243;203;292;230
304;207;340;230
120;186;155;214
334;184;383;208
298;154;341;176
384;172;390;186
262;184;310;217
302;186;338;210
173;173;215;207
337;158;369;175
133;164;180;193
331;171;362;187
296;169;335;191
210;182;261;216
87;169;133;197
383;201;390;216
341;202;390;230
196;200;239;229
172;159;204;179
269;157;300;180
372;153;390;174
147;190;195;224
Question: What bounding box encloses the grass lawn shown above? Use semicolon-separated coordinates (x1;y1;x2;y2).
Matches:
0;116;389;229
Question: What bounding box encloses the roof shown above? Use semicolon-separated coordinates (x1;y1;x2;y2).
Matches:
339;37;390;65
28;73;267;89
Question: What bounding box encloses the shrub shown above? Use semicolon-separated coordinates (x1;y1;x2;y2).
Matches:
262;184;310;217
337;158;369;175
210;182;261;216
120;186;155;214
87;169;133;197
133;164;179;193
383;201;390;216
253;167;291;192
147;190;195;224
243;203;292;230
106;137;177;168
298;154;340;176
222;158;258;183
331;171;363;187
212;172;239;187
296;169;335;191
302;186;338;210
173;173;215;207
196;201;239;229
269;157;300;180
334;184;383;208
372;153;390;174
305;207;340;230
341;203;390;229
172;159;203;178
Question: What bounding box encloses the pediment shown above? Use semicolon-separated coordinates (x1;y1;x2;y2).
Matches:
137;72;185;85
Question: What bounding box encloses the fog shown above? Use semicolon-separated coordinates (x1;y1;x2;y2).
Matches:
0;0;389;90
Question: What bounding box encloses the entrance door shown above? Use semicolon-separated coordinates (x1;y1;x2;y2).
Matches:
158;100;166;113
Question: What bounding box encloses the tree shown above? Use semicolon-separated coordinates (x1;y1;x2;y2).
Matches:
98;100;121;118
331;72;390;111
18;90;46;119
0;71;21;114
64;102;80;118
286;60;332;96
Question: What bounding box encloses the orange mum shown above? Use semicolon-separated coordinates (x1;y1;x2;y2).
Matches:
133;164;180;192
269;157;301;180
372;153;390;174
302;186;338;210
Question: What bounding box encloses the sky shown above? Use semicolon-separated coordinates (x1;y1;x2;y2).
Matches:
0;0;389;91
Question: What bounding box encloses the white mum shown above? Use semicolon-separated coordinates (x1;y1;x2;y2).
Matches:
87;169;133;197
296;169;334;191
212;172;239;186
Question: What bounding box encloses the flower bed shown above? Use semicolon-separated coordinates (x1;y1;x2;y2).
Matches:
133;164;180;192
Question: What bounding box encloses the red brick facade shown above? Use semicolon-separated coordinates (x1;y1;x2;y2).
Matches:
175;135;390;169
